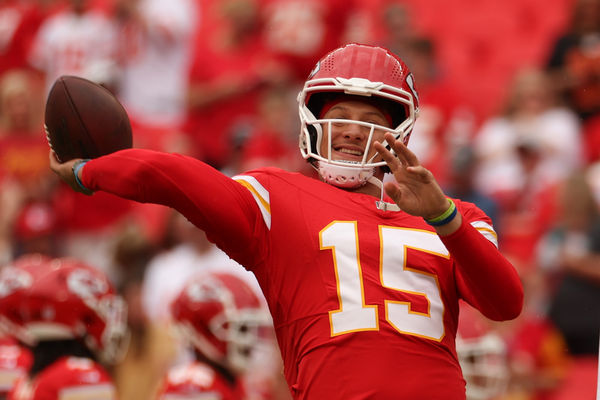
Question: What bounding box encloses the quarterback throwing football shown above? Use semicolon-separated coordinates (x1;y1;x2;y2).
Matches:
51;43;523;399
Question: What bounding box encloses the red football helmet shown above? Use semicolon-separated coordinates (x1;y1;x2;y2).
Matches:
17;257;128;364
0;254;51;344
170;272;270;374
298;43;419;188
456;304;509;400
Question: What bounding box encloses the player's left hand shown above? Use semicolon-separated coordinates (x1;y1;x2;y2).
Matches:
374;132;449;220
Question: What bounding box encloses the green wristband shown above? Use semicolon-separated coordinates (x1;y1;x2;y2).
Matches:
425;199;457;226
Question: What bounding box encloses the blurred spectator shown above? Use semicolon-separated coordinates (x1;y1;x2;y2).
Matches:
0;69;52;264
28;0;119;94
11;201;57;258
50;186;134;274
546;0;600;164
0;0;56;76
536;170;600;399
0;1;29;75
474;68;581;198
546;0;600;120
473;68;582;266
375;3;477;186
538;171;600;355
444;146;500;232
108;225;177;400
258;0;362;82
185;0;287;169
399;37;475;188
495;266;569;400
237;85;301;173
586;158;600;206
378;2;418;63
113;0;198;151
0;69;46;185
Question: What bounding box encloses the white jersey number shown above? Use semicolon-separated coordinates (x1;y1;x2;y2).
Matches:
320;221;449;341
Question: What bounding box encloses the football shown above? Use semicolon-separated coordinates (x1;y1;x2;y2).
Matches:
44;75;132;162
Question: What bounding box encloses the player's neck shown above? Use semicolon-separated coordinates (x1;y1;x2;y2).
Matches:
344;169;385;198
345;180;381;197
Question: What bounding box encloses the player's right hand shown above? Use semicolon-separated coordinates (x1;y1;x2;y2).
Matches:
48;150;90;194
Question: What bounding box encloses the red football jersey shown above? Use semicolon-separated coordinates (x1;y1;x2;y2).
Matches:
0;338;32;396
156;362;244;400
82;150;523;400
8;357;116;400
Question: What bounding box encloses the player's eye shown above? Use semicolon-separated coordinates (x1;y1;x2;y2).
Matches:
327;111;349;120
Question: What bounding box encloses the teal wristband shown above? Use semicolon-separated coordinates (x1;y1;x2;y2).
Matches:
425;199;457;226
72;159;93;195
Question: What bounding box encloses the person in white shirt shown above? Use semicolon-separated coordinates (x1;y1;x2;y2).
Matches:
29;0;119;94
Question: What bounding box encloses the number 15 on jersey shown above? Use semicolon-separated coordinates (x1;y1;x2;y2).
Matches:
320;221;449;341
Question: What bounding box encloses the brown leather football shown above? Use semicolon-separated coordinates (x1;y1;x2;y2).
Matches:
44;75;132;162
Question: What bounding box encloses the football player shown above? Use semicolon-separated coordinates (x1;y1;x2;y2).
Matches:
0;257;128;400
0;336;32;400
50;43;524;399
156;271;271;399
0;255;44;400
455;303;509;400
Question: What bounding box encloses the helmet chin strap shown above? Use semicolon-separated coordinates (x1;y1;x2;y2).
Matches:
367;176;401;211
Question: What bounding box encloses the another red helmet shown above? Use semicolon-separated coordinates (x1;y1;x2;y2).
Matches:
18;257;128;364
0;254;51;344
298;43;420;187
170;272;270;373
456;304;509;400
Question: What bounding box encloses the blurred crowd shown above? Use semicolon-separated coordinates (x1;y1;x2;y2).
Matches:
0;0;598;399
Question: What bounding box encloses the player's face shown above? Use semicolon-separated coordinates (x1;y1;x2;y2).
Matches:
319;100;391;163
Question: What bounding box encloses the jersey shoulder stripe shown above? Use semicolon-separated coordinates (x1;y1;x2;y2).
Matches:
470;221;498;247
233;175;271;229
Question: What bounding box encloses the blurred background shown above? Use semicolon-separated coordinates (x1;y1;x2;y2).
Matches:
0;0;598;399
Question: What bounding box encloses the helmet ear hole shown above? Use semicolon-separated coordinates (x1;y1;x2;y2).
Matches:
307;124;319;156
